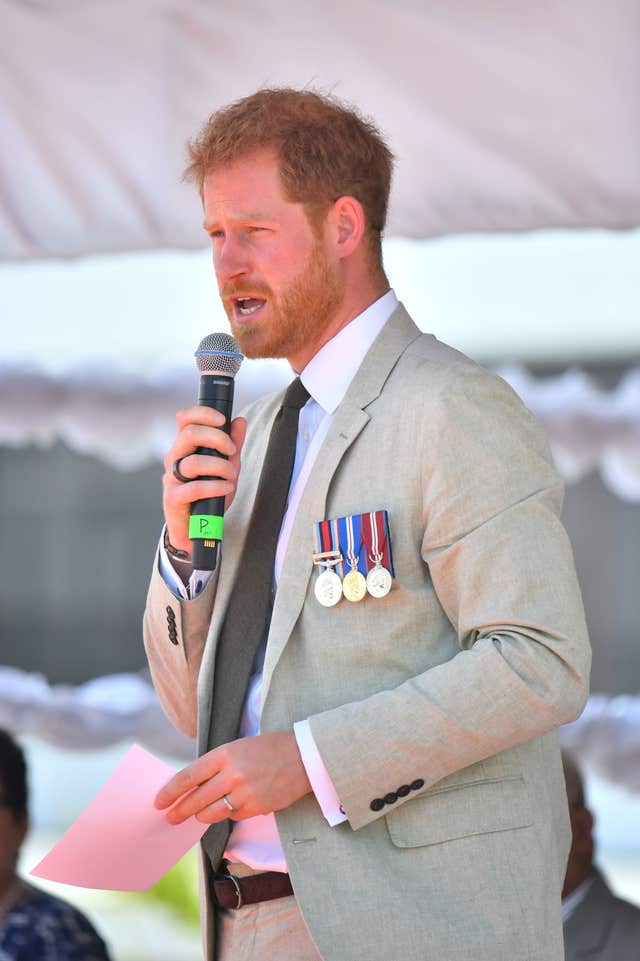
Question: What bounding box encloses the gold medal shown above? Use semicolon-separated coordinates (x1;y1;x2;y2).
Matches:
366;564;392;598
314;569;343;607
342;568;367;602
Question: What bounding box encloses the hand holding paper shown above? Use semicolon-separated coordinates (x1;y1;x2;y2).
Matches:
154;732;312;825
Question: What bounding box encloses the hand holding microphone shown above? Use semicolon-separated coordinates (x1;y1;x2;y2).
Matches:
162;333;245;568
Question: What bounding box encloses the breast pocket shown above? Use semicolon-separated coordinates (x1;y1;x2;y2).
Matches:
385;775;532;848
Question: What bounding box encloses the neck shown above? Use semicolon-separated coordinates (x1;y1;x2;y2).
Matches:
289;273;390;372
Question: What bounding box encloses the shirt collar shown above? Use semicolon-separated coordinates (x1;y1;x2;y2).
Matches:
299;288;398;414
562;873;596;923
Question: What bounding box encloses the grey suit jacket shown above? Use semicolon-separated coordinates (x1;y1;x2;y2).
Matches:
564;871;640;961
144;304;591;961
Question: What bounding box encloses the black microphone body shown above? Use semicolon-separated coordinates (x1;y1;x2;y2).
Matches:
191;374;235;570
189;333;244;571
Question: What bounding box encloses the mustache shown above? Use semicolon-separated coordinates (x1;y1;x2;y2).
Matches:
220;282;272;299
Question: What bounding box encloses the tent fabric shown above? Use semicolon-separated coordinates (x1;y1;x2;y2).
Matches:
1;0;639;261
0;667;194;758
1;666;638;794
1;362;639;500
559;695;640;795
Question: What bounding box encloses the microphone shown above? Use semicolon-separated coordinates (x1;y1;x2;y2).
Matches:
190;332;244;570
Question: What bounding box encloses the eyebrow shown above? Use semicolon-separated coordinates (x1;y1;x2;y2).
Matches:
202;212;272;232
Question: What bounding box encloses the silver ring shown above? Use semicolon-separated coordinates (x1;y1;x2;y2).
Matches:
222;794;237;813
172;457;190;483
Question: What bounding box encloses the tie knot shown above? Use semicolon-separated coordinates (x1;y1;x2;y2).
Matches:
281;377;310;411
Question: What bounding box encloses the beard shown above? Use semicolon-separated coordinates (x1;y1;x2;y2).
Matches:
222;238;345;362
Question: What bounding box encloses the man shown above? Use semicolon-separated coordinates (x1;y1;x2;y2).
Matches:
143;88;591;961
0;729;111;960
562;752;640;960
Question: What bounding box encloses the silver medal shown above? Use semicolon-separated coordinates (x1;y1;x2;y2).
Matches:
366;564;392;598
314;569;343;607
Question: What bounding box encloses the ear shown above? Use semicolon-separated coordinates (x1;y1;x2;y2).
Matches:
328;196;366;261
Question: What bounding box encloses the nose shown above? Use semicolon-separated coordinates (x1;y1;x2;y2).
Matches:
213;235;251;285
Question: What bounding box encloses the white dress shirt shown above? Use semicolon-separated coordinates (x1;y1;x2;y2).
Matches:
159;288;398;871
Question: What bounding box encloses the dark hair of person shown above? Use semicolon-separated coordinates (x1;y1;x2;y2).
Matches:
184;87;394;269
0;729;28;821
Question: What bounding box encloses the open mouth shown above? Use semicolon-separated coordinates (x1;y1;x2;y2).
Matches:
233;296;266;318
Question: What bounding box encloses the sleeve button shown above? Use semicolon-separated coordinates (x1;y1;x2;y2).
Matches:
410;779;425;791
397;784;411;797
369;798;385;812
384;792;398;805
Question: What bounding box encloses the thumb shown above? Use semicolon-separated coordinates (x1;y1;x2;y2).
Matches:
230;416;247;461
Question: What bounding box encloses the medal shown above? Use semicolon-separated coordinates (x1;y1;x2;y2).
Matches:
341;514;366;602
312;546;343;608
314;568;343;607
343;568;367;602
365;511;392;598
366;564;392;598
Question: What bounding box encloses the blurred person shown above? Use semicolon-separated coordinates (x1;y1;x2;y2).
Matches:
144;87;591;961
0;729;111;961
562;751;640;960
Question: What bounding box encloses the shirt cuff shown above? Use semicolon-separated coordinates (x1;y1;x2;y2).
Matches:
293;720;347;826
157;530;213;600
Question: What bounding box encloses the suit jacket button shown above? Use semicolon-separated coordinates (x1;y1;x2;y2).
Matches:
410;779;425;791
397;784;411;797
166;605;175;618
370;798;385;812
169;629;178;645
384;792;398;805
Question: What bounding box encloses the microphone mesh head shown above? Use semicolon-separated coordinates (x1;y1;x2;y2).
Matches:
195;332;244;376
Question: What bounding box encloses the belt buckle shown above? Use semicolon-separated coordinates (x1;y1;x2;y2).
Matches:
227;872;243;909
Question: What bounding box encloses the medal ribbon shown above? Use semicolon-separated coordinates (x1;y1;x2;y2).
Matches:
337;514;366;575
315;511;394;578
361;509;395;577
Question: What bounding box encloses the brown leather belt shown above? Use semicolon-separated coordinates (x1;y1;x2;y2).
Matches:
213;870;294;909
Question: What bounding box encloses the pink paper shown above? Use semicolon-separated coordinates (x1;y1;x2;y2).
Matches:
30;744;207;891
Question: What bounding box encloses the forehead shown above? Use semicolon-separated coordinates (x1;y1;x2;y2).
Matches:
202;149;298;221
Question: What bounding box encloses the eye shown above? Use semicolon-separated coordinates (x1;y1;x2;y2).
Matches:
209;230;225;240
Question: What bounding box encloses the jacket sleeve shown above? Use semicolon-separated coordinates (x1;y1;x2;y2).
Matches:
143;547;217;738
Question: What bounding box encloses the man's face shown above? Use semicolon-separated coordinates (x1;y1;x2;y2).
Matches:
202;149;344;369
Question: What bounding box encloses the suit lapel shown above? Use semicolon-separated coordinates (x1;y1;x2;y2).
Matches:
261;303;422;701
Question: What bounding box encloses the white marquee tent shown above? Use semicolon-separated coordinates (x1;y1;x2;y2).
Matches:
1;0;639;259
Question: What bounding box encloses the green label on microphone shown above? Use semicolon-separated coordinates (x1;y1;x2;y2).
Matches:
189;515;225;540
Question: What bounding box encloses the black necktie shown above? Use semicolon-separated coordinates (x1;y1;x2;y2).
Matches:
203;376;310;865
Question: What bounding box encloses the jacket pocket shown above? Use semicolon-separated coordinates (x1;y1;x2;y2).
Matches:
386;775;532;848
